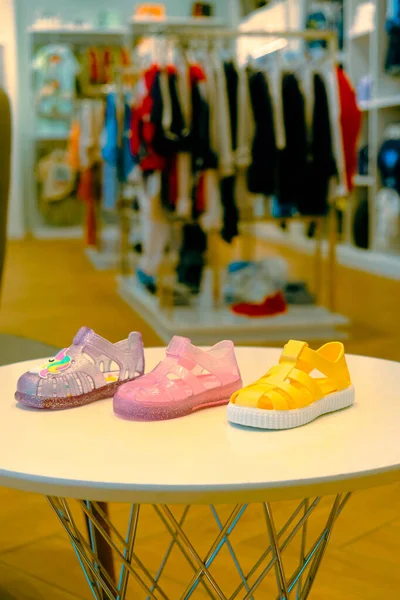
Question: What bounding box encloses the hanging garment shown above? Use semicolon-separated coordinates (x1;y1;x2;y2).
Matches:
337;67;362;194
224;62;239;153
212;56;234;178
137;171;171;278
277;73;307;212
234;65;256;215
176;59;193;218
101;93;136;210
219;61;239;243
77;100;104;245
353;198;369;249
189;64;218;219
33;44;80;122
320;59;348;196
247;70;277;197
177;223;208;295
201;62;223;232
298;73;337;215
152;66;192;212
151;67;188;157
130;65;167;172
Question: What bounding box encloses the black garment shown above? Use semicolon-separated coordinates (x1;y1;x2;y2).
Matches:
220;61;239;244
277;73;308;210
385;34;400;75
300;73;337;215
224;61;239;151
279;73;336;216
151;70;190;157
247;70;277;196
353;199;369;249
220;176;239;243
190;74;218;219
191;77;217;174
177;224;208;294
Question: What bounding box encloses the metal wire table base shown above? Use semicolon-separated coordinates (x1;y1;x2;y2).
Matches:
47;493;351;600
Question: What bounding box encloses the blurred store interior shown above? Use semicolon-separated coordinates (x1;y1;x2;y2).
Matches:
0;0;400;598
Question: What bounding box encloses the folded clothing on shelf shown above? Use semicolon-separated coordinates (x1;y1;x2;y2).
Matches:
224;258;288;304
283;282;315;305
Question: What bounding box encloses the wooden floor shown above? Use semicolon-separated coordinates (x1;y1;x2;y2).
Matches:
0;239;400;599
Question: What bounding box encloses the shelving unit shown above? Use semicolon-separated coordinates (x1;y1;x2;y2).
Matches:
115;15;350;344
27;26;130;239
354;174;375;187
344;0;400;273
253;0;400;279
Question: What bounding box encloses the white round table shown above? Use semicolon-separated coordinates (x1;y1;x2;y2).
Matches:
1;347;399;600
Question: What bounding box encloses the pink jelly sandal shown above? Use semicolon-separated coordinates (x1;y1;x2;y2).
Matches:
114;336;242;421
15;327;144;409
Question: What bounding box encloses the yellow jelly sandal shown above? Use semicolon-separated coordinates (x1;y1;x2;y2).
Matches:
227;340;355;429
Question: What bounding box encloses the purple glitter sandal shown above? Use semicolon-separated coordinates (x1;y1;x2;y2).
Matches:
15;327;144;409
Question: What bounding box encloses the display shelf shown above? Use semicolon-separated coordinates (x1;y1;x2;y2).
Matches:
118;276;348;345
85;227;122;271
85;247;120;270
131;16;225;34
28;26;129;45
337;245;400;280
359;95;400;111
354;174;375;187
348;29;373;40
35;131;69;142
254;223;400;280
32;225;84;240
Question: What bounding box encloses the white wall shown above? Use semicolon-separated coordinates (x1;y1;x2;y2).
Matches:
0;0;24;238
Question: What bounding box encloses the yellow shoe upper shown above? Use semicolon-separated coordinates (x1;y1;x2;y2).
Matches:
231;340;352;411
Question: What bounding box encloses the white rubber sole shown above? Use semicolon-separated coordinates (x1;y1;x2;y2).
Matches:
227;385;355;430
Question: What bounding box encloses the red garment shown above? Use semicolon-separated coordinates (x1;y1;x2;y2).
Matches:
231;291;287;318
189;64;206;85
190;65;207;214
130;65;167;172
195;173;206;213
337;67;362;193
103;49;112;85
78;169;98;247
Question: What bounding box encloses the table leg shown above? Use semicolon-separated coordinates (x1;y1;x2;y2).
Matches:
47;494;351;600
84;502;116;600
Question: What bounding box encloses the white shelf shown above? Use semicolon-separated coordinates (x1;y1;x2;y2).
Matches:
254;223;400;281
354;175;375;187
35;131;69;142
32;225;84;240
118;276;348;344
359;95;400;111
28;26;128;35
28;26;129;45
131;16;225;34
348;29;373;40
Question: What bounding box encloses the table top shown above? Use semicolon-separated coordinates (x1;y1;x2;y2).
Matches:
1;347;400;504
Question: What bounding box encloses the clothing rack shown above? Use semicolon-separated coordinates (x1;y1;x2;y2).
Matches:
114;23;352;344
118;25;343;321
